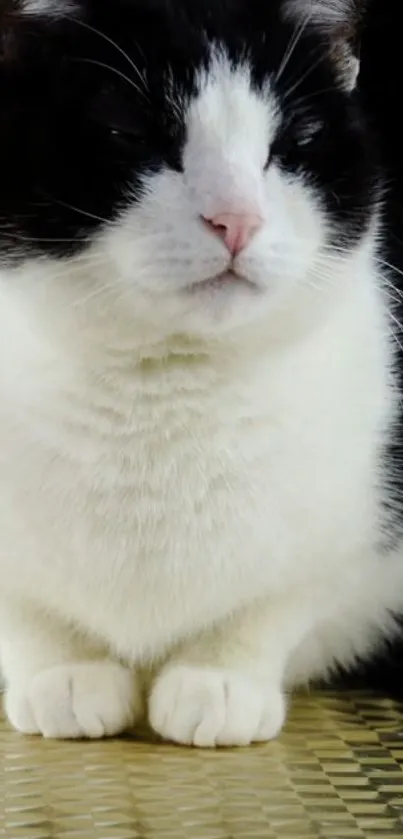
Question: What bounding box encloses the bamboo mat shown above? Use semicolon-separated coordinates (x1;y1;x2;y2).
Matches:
1;692;403;838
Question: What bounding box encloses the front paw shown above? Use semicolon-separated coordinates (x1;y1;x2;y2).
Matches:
5;661;142;739
149;664;287;747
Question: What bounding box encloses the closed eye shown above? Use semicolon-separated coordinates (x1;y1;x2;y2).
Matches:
90;88;148;143
295;118;325;147
107;124;146;143
265;117;326;169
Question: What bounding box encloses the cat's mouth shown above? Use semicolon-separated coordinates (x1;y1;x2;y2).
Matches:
189;269;259;294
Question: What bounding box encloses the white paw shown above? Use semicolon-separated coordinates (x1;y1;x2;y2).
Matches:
149;664;287;747
5;662;142;739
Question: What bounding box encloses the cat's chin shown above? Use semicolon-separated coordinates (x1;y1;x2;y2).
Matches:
187;269;260;296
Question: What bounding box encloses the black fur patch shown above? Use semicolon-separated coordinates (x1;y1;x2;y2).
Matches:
328;0;403;696
0;0;376;260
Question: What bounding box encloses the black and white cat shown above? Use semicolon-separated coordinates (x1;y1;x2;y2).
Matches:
0;0;401;746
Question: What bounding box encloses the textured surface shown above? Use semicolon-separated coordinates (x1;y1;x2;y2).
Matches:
1;692;403;838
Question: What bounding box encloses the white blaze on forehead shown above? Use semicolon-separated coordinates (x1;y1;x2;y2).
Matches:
22;0;76;14
183;54;279;217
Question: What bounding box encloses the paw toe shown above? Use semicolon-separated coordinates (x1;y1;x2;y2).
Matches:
149;664;286;748
5;662;142;740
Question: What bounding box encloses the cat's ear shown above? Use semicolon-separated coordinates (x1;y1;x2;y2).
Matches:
17;0;77;15
283;0;364;92
0;0;76;68
0;0;78;38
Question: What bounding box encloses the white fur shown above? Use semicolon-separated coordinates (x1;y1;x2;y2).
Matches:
149;665;286;747
0;57;401;746
5;662;141;738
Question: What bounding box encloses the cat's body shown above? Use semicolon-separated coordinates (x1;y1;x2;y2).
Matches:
0;0;402;745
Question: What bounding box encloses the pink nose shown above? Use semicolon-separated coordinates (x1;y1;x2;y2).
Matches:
203;212;263;255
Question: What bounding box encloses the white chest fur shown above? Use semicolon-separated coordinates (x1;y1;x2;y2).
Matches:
0;257;395;672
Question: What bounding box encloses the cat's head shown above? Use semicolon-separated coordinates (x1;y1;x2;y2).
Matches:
0;0;376;341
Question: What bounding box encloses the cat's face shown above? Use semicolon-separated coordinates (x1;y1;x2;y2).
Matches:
0;0;375;338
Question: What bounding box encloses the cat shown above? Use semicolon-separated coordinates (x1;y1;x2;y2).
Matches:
0;0;401;747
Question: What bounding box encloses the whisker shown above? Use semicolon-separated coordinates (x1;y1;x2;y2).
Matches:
69;57;146;100
384;293;403;309
322;243;403;284
379;276;403;304
388;314;403;354
0;232;88;245
66;16;148;94
283;48;327;102
276;12;312;84
312;244;403;313
304;277;326;293
374;257;403;283
46;257;106;282
309;269;337;288
289;86;338;109
50;198;110;226
71;276;134;311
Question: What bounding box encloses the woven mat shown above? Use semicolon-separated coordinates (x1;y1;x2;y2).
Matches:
1;692;403;839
